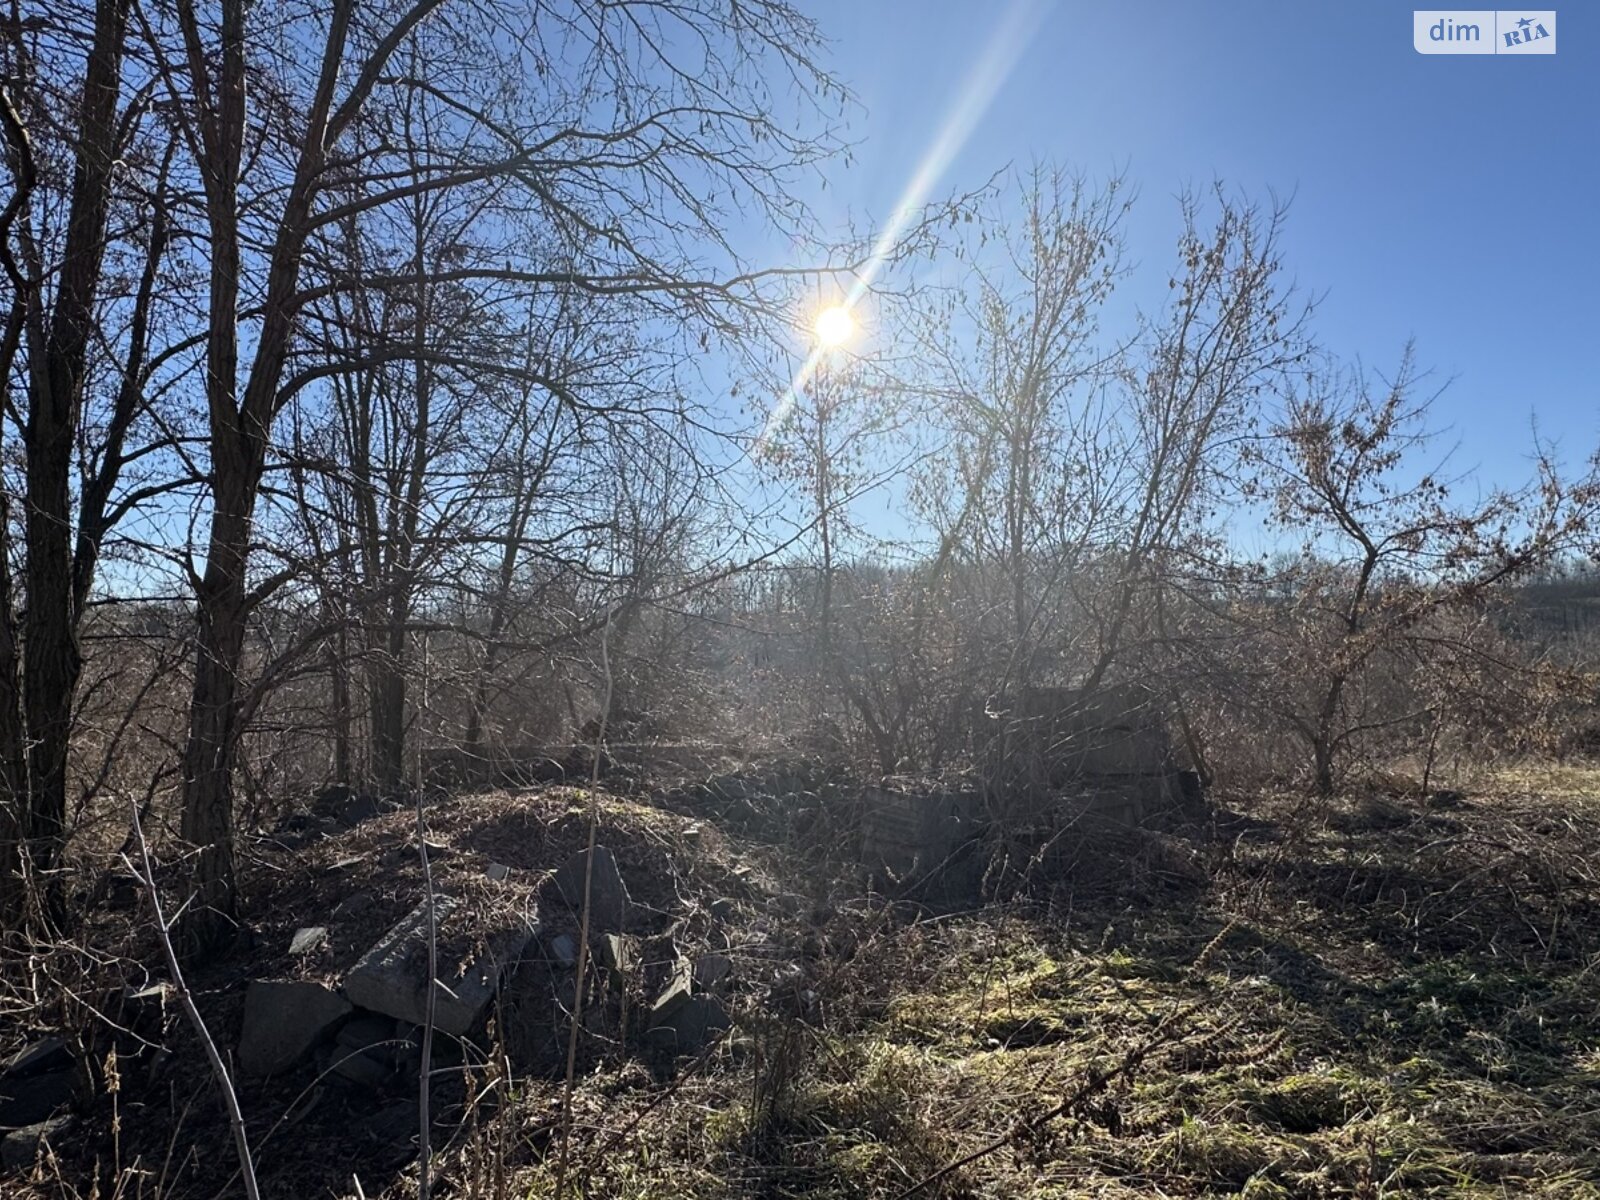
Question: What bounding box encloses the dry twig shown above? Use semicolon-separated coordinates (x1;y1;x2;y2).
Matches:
124;803;261;1200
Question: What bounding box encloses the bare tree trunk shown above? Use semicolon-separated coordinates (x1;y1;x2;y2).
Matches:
1007;421;1029;680
370;616;408;791
461;490;536;756
0;497;29;919
174;0;354;955
1312;738;1336;798
180;484;255;956
159;0;850;951
8;0;132;922
0;304;29;914
1311;673;1347;797
815;421;835;669
463;564;519;759
466;380;568;756
364;173;437;791
330;620;352;784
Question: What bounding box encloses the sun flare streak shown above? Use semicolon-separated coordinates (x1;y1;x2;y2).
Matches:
758;0;1048;450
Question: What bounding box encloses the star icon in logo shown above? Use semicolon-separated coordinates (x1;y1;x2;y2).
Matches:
1517;15;1534;28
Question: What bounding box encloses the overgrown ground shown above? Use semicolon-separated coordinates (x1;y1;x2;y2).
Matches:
8;765;1600;1198
545;772;1600;1200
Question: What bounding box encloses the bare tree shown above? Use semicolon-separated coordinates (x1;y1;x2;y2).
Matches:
1074;187;1312;697
137;0;893;953
902;177;1307;785
1239;349;1596;793
912;166;1131;693
0;0;186;924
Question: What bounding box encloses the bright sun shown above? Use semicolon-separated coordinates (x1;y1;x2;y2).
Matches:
813;304;856;347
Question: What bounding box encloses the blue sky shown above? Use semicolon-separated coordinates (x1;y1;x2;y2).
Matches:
795;0;1598;497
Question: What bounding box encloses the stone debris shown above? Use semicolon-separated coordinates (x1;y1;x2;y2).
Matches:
647;994;730;1054
238;980;352;1077
328;1014;396;1088
692;953;733;991
1;1114;74;1169
548;933;578;966
288;925;329;955
859;786;983;890
0;1037;75;1132
343;895;538;1036
595;933;636;977
486;862;511;882
552;845;629;933
645;959;730;1054
377;839;447;869
314;785;381;828
1;1038;68;1080
650;960;694;1020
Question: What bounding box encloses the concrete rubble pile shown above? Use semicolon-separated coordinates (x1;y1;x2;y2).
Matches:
226;842;732;1115
860;683;1206;898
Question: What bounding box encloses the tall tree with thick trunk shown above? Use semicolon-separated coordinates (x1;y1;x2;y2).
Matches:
0;0;173;925
165;0;381;953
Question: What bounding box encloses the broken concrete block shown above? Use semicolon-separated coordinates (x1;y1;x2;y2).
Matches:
288;926;329;955
0;1068;73;1132
646;995;730;1055
548;933;578;966
486;862;511;882
342;896;538;1036
1;1114;73;1169
238;980;352;1077
339;1014;393;1047
0;1037;78;1133
649;960;695;1024
693;953;733;991
552;845;629;934
328;1014;395;1088
595;933;635;977
1;1038;68;1080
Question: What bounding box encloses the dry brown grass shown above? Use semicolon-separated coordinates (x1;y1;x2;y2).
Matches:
7;767;1600;1198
